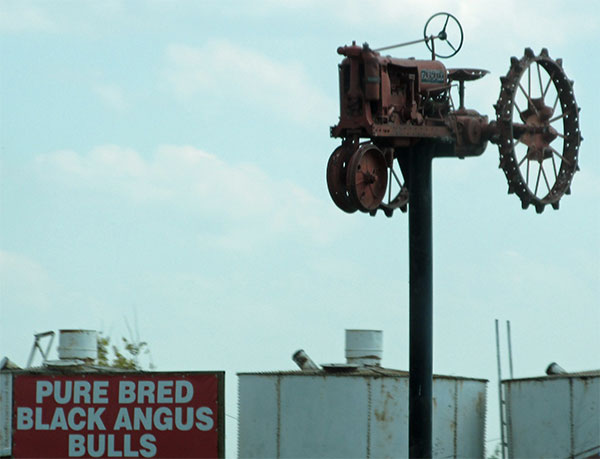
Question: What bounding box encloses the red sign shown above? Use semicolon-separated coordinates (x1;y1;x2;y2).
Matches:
12;372;224;458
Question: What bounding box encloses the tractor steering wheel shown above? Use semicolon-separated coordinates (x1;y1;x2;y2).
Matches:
424;12;464;59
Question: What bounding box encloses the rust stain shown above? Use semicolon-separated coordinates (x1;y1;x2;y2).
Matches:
374;408;386;422
373;389;397;423
476;391;486;416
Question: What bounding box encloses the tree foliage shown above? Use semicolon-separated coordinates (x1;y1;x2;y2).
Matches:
97;334;154;370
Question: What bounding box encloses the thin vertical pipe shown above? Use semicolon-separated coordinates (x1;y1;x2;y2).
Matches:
507;320;514;379
408;145;433;458
495;319;506;459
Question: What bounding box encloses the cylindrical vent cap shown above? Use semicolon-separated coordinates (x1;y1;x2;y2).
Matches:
58;330;98;361
292;350;320;371
345;329;382;367
546;362;567;375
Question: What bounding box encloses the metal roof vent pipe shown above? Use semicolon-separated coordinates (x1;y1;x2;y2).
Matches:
546;362;568;375
57;329;98;363
345;329;382;367
292;350;320;371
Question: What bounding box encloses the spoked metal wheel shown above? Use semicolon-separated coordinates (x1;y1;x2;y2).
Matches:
345;143;388;212
327;142;358;213
495;48;582;213
370;149;409;217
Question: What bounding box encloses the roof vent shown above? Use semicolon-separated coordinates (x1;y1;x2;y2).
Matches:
292;350;320;371
57;330;97;362
345;329;382;367
546;362;567;375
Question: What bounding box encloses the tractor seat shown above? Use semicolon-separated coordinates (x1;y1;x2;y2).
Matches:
448;68;489;82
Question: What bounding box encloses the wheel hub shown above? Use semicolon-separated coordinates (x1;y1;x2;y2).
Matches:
519;99;558;162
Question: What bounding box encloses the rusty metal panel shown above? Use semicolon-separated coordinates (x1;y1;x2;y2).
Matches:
369;377;409;457
279;376;369;458
504;376;600;458
432;379;486;458
238;373;487;458
506;378;571;458
455;379;487;458
237;375;278;458
432;378;456;457
0;372;12;456
371;124;452;138
573;377;600;457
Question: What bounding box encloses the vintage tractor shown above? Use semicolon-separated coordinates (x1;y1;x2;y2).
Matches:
327;12;582;215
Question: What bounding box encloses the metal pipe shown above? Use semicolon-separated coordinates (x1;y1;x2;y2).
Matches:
507;320;514;379
374;36;430;52
408;144;433;458
26;331;55;368
495;319;506;459
345;330;383;367
292;350;320;371
546;362;567;375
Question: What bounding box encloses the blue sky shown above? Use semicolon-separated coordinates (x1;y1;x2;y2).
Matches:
1;0;599;455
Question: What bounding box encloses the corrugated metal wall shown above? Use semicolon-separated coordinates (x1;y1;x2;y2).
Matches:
0;373;12;456
504;375;600;458
238;373;487;458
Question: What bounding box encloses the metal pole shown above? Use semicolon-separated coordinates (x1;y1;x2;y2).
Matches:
495;319;506;459
507;320;514;379
408;144;433;458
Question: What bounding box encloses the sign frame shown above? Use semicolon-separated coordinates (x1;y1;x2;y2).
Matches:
1;370;225;459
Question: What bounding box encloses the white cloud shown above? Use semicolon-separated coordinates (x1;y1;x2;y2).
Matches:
244;0;597;50
35;145;344;247
93;84;129;112
164;41;336;125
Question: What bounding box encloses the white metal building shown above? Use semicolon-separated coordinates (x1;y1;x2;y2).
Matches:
238;330;488;458
503;371;600;458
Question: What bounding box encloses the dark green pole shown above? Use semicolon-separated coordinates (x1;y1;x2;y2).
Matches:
408;144;433;458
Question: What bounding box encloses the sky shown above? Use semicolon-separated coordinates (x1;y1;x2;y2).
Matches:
1;0;599;456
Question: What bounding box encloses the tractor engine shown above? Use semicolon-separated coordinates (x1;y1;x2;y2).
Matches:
332;42;454;145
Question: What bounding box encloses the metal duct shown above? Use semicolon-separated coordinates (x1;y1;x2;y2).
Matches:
345;329;382;367
292;350;319;371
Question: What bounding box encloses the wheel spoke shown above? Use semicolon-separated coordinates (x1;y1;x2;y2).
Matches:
549;111;569;124
526;159;530;186
537;63;544;98
518;152;528;167
552;93;560;112
551;153;558;179
528;66;531;98
541;163;551;192
446;40;457;52
542;74;552;99
514;101;524;119
368;184;375;203
549;146;572;166
391;168;403;187
534;164;542;195
519;83;539;117
442;14;450;32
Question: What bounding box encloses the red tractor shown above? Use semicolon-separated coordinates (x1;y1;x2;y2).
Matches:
327;13;581;215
